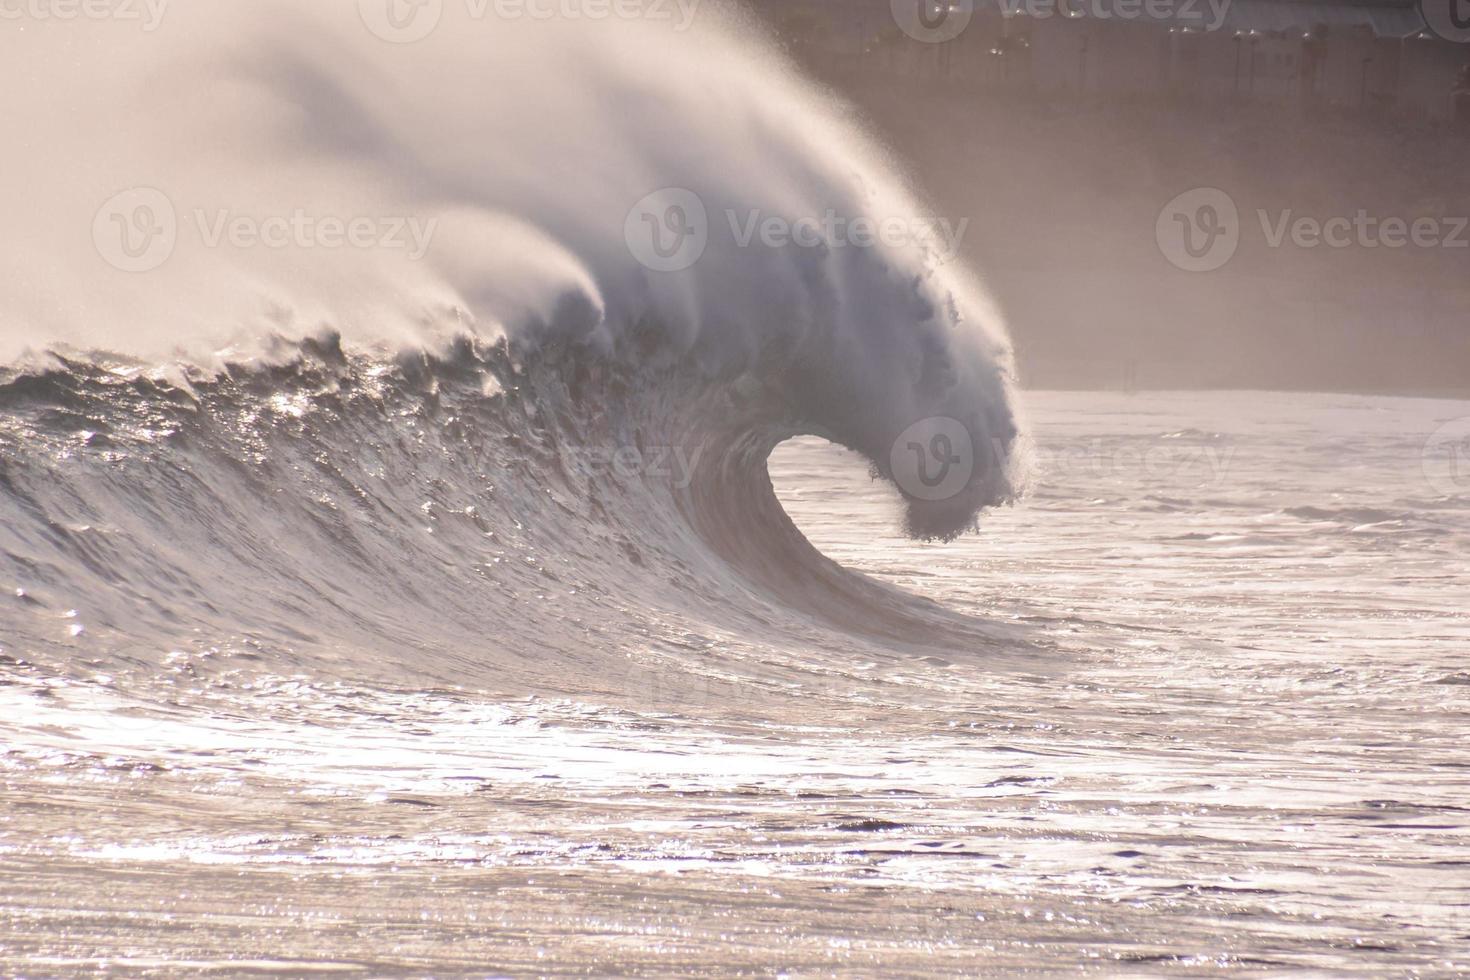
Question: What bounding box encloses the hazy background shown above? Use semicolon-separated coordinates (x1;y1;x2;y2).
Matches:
746;0;1470;394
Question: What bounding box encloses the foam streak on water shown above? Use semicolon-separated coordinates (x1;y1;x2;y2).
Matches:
3;391;1468;974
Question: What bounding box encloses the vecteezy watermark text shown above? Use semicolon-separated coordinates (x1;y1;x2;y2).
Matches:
1257;211;1470;251
0;0;168;29
624;188;969;273
727;210;969;256
889;416;1235;502
93;188;438;273
374;440;708;490
1157;187;1468;272
192;209;437;259
891;0;1230;43
357;0;700;43
997;0;1230;29
559;444;705;488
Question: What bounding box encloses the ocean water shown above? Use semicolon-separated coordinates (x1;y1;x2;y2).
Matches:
2;383;1467;976
3;2;1468;973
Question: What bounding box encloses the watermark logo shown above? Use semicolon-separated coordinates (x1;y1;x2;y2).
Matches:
93;187;178;273
1423;417;1470;497
1419;0;1470;42
1156;187;1239;273
625;187;708;272
358;0;443;43
92;189;439;272
890;417;974;501
892;0;974;42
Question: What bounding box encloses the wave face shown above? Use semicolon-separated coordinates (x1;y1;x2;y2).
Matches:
0;1;1024;688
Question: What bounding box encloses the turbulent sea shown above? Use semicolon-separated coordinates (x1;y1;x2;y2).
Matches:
2;2;1469;975
1;370;1468;975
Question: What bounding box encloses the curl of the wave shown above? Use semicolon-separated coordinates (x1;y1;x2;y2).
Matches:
0;0;1025;541
0;335;1025;695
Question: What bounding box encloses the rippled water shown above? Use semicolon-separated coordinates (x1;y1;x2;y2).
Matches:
3;390;1468;976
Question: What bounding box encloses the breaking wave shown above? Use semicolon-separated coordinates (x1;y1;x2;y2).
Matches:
0;0;1026;693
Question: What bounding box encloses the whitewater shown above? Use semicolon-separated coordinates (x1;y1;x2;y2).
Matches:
2;2;1469;976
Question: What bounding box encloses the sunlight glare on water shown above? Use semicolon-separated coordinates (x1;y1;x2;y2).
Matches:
2;391;1467;974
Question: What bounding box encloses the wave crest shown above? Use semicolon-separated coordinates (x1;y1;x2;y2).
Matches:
0;1;1027;681
0;335;1022;690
